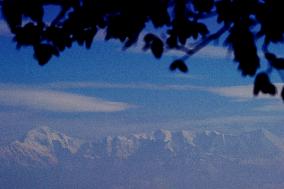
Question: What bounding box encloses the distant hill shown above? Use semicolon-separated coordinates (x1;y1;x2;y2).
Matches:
1;127;284;189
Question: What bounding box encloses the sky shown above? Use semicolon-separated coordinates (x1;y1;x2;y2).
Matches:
0;12;284;143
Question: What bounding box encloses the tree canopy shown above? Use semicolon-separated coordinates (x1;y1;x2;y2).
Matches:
1;0;284;100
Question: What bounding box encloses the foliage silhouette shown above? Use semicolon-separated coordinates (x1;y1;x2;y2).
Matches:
1;0;284;100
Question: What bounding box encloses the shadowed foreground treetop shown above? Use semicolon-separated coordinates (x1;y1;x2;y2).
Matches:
1;0;284;100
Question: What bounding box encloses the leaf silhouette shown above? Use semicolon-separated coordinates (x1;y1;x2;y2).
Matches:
226;24;260;76
151;38;164;59
85;28;97;49
170;59;188;73
2;0;284;102
253;72;277;96
265;52;284;70
143;33;164;58
34;44;59;66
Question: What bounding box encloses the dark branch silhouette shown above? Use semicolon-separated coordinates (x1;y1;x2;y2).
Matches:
179;25;229;60
1;0;284;100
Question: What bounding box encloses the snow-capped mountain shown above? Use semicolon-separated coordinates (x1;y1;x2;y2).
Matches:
0;127;83;167
1;127;284;189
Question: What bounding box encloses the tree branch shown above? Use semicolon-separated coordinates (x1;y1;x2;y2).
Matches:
178;25;230;60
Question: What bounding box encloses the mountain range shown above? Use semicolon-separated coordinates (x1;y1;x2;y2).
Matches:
1;126;284;189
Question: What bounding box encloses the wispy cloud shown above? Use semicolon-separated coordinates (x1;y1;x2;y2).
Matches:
47;81;203;91
192;115;284;127
48;81;282;100
49;81;274;97
196;45;231;59
206;84;283;101
254;103;284;112
0;84;132;113
168;73;205;80
7;81;264;115
46;80;284;111
206;85;256;100
165;45;231;59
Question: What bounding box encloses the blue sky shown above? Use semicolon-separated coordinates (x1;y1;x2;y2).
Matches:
0;17;284;141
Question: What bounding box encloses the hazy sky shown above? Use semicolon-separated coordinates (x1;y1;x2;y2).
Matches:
0;13;284;141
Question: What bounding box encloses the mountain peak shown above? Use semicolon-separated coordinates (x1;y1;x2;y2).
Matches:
0;127;85;167
24;126;84;154
153;129;172;142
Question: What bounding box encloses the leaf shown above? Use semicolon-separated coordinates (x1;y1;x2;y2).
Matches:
151;38;164;59
253;72;277;96
34;44;59;66
265;52;284;70
85;28;97;49
170;59;188;73
14;23;41;47
196;23;209;37
226;24;260;76
2;0;22;32
166;35;178;48
265;52;277;62
143;33;164;58
143;33;157;50
144;33;156;43
24;4;44;23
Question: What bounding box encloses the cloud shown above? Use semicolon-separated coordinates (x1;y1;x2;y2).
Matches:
165;45;231;59
0;85;132;113
47;81;202;91
206;85;256;100
196;45;231;59
254;104;284;112
48;81;277;99
48;81;284;104
206;84;282;101
0;20;11;36
193;115;284;127
168;73;205;80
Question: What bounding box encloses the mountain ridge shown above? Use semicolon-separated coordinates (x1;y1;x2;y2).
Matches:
1;126;283;167
1;126;284;189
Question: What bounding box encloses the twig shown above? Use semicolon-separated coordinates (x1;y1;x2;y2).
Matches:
178;25;230;60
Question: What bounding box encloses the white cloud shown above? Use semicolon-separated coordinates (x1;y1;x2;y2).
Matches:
0;85;132;113
206;85;256;99
47;81;269;101
48;81;281;100
206;84;283;101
